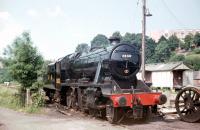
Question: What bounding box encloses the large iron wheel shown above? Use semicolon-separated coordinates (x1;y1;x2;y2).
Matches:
106;101;123;124
175;87;200;122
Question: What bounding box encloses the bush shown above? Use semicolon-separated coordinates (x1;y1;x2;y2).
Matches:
192;48;200;54
31;91;45;108
169;54;185;62
185;54;200;70
0;86;43;113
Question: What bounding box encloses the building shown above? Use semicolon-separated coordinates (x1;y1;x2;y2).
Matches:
149;29;200;42
189;71;200;87
137;62;192;89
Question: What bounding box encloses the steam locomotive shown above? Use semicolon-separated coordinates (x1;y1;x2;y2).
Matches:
44;38;167;123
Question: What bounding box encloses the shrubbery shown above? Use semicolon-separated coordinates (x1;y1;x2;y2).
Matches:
1;31;45;110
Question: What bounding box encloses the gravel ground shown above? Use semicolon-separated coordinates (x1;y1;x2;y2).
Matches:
0;105;199;130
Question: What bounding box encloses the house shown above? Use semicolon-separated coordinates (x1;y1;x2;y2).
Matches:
137;62;192;89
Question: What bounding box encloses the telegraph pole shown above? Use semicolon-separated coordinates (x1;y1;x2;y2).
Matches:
141;0;152;82
141;0;146;82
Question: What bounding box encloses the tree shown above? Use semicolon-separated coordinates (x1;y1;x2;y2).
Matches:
121;33;142;48
157;35;167;43
75;43;89;53
0;68;13;83
3;32;44;89
121;33;156;63
91;34;110;49
145;38;157;63
111;31;122;41
0;56;13;83
184;34;193;50
153;41;171;62
168;35;180;51
193;32;200;47
37;60;52;84
121;32;136;44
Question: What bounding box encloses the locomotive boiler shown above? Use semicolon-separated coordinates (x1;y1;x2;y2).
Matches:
44;38;167;123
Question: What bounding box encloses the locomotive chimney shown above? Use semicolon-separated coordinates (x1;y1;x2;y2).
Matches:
109;36;120;45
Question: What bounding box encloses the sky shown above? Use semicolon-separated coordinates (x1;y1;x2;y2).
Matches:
0;0;200;60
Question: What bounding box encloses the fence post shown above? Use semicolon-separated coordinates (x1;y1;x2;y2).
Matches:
26;88;30;106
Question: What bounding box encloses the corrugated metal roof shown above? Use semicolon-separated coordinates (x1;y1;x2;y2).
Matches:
144;62;190;72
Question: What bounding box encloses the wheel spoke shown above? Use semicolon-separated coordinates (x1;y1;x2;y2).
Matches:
180;95;184;99
192;93;196;100
190;108;196;114
185;109;190;115
194;101;200;106
181;107;187;113
189;90;192;97
178;100;184;103
178;104;185;107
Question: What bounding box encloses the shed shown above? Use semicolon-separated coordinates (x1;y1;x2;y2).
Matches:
193;71;200;86
137;62;191;89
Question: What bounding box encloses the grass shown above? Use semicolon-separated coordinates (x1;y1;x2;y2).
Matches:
0;86;20;110
0;85;42;113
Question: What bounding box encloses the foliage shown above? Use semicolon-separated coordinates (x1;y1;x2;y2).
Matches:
121;32;136;44
145;38;157;63
192;48;200;54
91;34;110;49
120;33;156;63
185;54;200;70
31;90;45;108
38;60;52;84
157;35;167;43
0;68;13;83
0;86;42;113
167;35;180;51
184;34;193;50
0;86;21;110
112;31;123;40
193;32;200;47
3;32;44;89
153;41;171;62
75;43;89;53
169;54;185;62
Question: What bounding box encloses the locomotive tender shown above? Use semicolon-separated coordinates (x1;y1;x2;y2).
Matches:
44;39;167;123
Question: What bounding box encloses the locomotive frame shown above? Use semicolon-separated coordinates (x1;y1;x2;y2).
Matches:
44;42;167;123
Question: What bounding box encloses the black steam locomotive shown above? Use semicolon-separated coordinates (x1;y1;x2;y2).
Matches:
44;38;167;123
